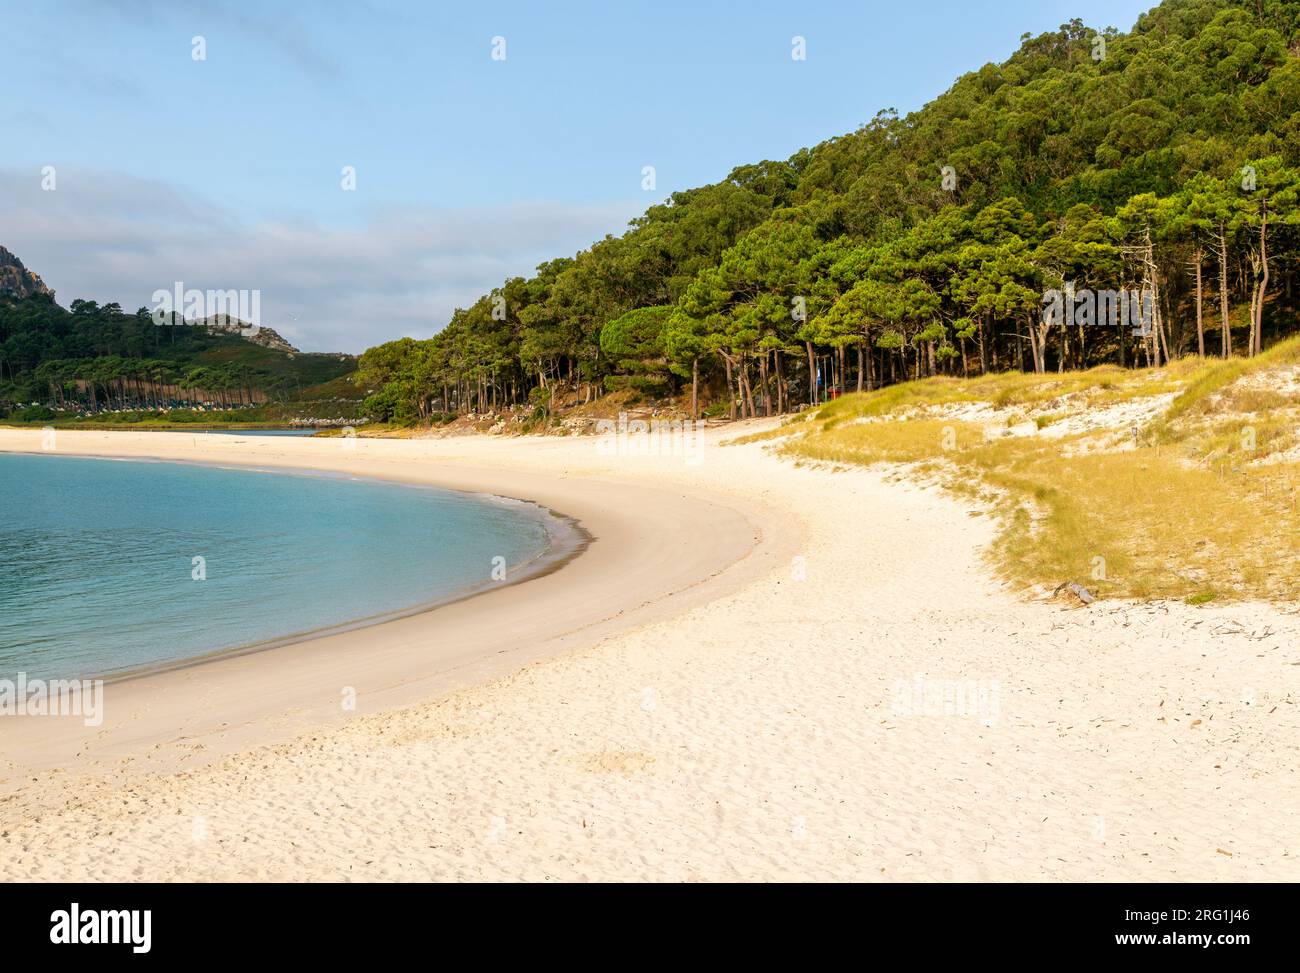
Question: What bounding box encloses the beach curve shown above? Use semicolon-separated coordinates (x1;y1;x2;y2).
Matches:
0;426;801;778
2;423;1297;882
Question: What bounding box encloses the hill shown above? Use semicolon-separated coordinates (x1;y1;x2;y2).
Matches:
356;0;1300;428
0;286;362;424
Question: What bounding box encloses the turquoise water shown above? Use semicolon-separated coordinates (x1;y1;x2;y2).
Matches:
0;453;557;679
152;429;320;437
204;429;321;437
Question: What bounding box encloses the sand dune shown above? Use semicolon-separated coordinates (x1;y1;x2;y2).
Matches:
0;425;1297;881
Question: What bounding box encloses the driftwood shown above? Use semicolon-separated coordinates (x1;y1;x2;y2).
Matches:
1054;580;1097;605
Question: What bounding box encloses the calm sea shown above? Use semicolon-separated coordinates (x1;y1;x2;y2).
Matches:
0;453;556;679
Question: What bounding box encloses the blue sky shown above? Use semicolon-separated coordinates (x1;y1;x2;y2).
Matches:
4;0;1158;351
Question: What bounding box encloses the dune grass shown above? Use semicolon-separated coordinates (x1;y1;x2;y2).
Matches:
810;361;1204;431
1155;335;1300;428
778;354;1300;603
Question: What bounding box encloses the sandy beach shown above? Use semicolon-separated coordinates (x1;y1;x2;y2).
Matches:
1;425;1297;881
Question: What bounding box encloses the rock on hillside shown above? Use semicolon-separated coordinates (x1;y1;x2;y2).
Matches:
0;246;53;299
195;315;299;353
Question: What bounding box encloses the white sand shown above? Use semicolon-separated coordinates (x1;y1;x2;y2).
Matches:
1;425;1297;881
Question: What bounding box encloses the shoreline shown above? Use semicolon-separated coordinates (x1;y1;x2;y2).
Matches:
3;450;592;685
4;425;1297;881
0;421;329;433
0;427;797;781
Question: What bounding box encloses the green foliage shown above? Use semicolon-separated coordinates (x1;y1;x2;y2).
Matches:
343;0;1300;422
599;306;672;394
0;294;358;413
362;382;421;425
10;404;54;421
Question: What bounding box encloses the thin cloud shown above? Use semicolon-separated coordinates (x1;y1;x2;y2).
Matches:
66;0;345;82
0;168;643;353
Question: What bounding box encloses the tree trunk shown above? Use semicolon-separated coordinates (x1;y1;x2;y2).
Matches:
740;357;756;417
1027;316;1047;374
1194;250;1205;357
690;357;698;420
775;352;786;413
1145;233;1165;368
1218;225;1232;357
805;341;817;407
1254;205;1269;356
723;354;736;421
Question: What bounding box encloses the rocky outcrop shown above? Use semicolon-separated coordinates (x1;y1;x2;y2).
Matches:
0;246;53;298
2;245;302;354
195;315;298;353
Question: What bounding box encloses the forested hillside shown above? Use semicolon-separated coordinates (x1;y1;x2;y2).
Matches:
0;293;358;420
359;0;1300;424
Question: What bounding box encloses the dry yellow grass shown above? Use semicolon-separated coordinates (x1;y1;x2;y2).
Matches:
777;343;1300;603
